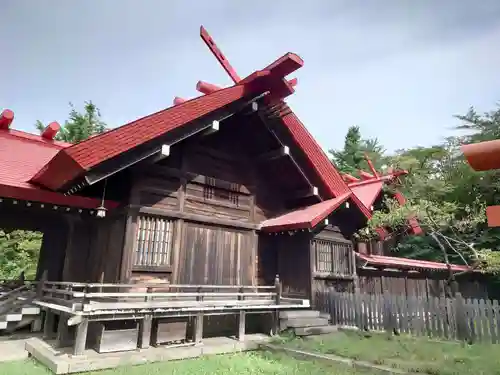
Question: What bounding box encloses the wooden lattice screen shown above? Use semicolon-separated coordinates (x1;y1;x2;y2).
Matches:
133;215;174;267
314;239;353;276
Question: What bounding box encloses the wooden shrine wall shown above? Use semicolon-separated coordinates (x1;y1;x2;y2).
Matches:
120;133;293;287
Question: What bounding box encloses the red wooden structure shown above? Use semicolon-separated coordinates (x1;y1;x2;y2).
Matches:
462;140;500;227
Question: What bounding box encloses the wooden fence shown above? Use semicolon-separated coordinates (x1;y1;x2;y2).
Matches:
316;290;500;344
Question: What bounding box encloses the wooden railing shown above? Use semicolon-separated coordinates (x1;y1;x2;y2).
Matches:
34;275;310;356
35;275;308;316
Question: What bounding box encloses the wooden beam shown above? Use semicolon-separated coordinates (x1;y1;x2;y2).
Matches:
199;120;219;136
258;145;290;162
289;186;319;200
134;205;260;230
149;144;171;164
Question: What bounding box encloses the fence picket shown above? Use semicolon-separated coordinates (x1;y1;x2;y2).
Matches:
493;299;500;343
321;291;500;345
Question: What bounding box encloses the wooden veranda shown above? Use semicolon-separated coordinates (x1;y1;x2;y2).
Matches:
33;275;308;356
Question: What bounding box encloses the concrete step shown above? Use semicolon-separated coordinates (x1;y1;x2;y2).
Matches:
294;325;338;336
0;321;6;330
282;317;329;329
279;310;320;319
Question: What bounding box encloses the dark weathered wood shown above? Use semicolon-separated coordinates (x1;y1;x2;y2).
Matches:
152;318;188;346
139;315;152;349
56;314;70;348
73;318;89;356
135;206;259;230
43;310;56;339
95;321;138;353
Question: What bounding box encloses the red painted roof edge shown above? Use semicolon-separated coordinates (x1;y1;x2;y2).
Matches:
30;85;249;191
1;128;71;149
357;253;470;272
462;139;500;171
30;149;86;191
260;192;351;233
0;184;119;210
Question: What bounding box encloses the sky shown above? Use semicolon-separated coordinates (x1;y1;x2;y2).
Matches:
1;0;500;153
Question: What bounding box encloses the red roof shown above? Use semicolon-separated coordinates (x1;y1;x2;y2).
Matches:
260;192;351;232
350;181;383;210
0;129;118;209
357;253;470;272
31;54;304;191
31;85;251;190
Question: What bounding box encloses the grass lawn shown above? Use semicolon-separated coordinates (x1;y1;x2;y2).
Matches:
0;351;373;375
277;330;500;375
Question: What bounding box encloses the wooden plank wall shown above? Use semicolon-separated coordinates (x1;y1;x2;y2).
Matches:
310;226;357;303
357;269;489;299
177;222;254;285
274;233;312;299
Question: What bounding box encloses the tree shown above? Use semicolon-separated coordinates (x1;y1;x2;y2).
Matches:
35;101;107;143
330;125;386;174
0;230;43;280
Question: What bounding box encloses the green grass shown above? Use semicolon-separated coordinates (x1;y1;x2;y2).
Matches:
279;330;500;375
0;351;373;375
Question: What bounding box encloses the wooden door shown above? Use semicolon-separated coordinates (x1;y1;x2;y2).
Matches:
176;222;255;285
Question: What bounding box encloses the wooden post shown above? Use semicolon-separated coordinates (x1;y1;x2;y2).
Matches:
36;270;48;299
381;275;395;334
31;315;43;333
139;287;153;349
454;291;470;342
194;313;203;344
238;311;246;342
351;249;363;330
73;318;89;356
272;275;281;335
43;310;55;339
238;287;245;341
139;316;153;349
274;274;282;305
194;286;203;344
56;314;70;348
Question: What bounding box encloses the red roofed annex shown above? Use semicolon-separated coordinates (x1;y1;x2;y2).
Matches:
0;26;478;351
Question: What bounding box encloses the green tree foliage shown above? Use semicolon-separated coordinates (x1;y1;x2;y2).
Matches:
0;230;43;280
35;101;107;143
330;125;386;175
342;104;500;275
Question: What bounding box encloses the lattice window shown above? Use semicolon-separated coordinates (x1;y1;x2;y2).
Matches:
314;239;354;275
315;240;334;273
203;177;216;200
134;215;174;267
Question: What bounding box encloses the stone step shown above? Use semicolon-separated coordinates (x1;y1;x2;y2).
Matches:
0;321;6;330
319;312;330;320
294;325;339;336
279;310;320;319
282;317;329;329
5;314;23;322
21;306;40;315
